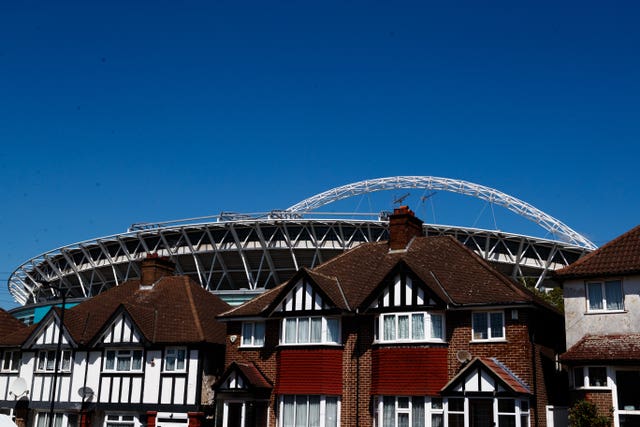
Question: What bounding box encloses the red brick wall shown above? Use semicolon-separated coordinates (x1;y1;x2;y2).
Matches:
569;389;614;421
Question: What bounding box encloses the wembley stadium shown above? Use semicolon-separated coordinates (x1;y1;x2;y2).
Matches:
7;176;595;323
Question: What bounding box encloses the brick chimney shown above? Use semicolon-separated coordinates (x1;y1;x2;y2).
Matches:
140;254;175;287
388;206;424;250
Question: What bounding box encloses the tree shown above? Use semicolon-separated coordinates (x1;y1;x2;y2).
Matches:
568;399;611;427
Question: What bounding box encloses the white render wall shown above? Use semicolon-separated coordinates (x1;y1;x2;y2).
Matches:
564;274;640;348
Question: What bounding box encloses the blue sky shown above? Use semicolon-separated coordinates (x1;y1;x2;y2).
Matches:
1;1;639;309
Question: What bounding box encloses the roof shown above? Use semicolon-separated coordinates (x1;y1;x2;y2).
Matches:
0;309;30;347
561;334;640;363
440;357;531;395
221;235;549;318
555;225;640;279
7;275;231;347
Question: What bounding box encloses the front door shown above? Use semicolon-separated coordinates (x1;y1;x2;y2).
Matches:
470;399;494;427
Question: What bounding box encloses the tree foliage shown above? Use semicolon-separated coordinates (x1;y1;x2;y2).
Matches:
568;399;611;427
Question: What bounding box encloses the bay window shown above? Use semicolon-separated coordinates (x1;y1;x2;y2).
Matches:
375;312;444;343
281;317;340;345
573;366;608;388
280;395;339;427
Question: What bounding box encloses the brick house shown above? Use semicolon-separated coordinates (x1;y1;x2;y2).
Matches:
554;225;640;427
216;207;565;427
0;256;230;427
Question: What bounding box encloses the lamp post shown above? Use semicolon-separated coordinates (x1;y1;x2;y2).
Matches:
48;286;67;427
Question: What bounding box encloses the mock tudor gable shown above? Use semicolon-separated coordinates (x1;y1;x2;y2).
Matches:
22;308;75;349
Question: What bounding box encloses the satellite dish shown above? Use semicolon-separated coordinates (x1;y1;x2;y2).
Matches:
78;386;94;401
456;350;472;364
9;378;27;397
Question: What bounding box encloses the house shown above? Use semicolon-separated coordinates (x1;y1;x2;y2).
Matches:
216;206;566;427
0;256;231;427
554;225;640;427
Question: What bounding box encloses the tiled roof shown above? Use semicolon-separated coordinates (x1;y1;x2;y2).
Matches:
221;236;545;318
555;225;640;279
440;357;531;395
37;275;230;346
560;334;640;362
235;362;273;389
0;309;27;341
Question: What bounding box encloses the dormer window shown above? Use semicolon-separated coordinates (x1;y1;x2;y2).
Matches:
281;316;340;345
587;280;624;312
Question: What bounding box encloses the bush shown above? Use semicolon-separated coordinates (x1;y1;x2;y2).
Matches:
568;400;611;427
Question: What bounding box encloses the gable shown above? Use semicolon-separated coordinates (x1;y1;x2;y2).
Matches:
441;358;530;395
368;272;438;310
274;278;335;313
99;312;144;345
216;362;272;392
24;311;74;348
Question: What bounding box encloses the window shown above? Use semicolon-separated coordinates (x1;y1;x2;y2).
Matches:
587;280;624;311
105;414;138;427
1;350;20;372
104;349;143;372
281;317;340;345
164;347;186;372
378;396;435;427
36;412;77;427
36;350;72;372
241;321;265;347
616;370;640;426
572;367;608;388
472;312;505;341
375;312;445;343
280;395;339;427
447;398;465;427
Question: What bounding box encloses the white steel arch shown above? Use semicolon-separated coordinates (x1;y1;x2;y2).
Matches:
286;176;596;250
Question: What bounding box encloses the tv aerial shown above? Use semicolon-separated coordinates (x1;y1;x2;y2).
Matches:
393;193;410;205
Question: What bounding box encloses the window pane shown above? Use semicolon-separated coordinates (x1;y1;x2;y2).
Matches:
588;283;603;310
398;413;409;427
605;281;623;310
308;396;320;427
449;414;464;427
2;353;10;370
166;353;175;371
298;318;310;343
117;354;130;371
176;349;186;370
498;399;515;413
105;351;115;370
325;397;338;427
242;323;253;345
283;396;295;427
383;396;395;427
588;367;607;387
432;414;443;427
46;351;55;371
61;351;71;371
295;396;308;427
412;314;424;340
412;397;425;427
132;351;142;370
398;315;409;340
431;314;443;339
499;415;516;427
310;318;322;343
383;315;396;341
473;313;488;340
617;370;640;410
490;313;504;338
285;319;297;343
449;398;464;412
573;367;584;388
326;318;339;344
255;322;265;346
431;398;443;410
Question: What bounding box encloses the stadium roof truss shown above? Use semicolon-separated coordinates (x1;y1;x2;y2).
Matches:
9;176;594;306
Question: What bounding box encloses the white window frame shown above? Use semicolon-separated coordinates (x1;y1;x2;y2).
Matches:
471;311;505;342
104;414;140;427
1;350;20;373
586;280;624;313
280;316;341;345
614;368;640;426
103;349;144;373
279;395;340;427
163;347;187;372
241;321;265;348
572;366;610;389
35;411;77;427
376;396;443;427
36;349;72;373
374;311;445;343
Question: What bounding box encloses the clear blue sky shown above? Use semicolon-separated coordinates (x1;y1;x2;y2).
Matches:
1;1;639;309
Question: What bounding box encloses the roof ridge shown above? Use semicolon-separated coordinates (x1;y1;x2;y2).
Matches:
219;280;290;317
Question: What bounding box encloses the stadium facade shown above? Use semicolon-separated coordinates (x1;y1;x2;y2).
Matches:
7;176;595;323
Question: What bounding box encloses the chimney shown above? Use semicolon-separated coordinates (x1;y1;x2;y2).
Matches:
140;254;175;287
388;205;424;250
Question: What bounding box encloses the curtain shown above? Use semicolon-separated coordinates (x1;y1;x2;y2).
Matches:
54;414;63;427
295;396;308;427
298;318;310;343
588;283;603;310
176;349;186;370
285;319;297;343
383;397;395;427
383;316;396;341
311;318;322;343
398;315;409;340
105;351;115;370
431;315;443;339
283;396;295;427
325;397;338;427
412;314;424;340
605;281;623;310
326;319;339;343
36;413;47;427
308;396;321;427
412;397;425;427
255;322;265;346
117;353;130;371
61;351;71;371
242;323;253;345
166;351;176;371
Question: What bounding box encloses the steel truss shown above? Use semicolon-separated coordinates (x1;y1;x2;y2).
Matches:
9;220;587;305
